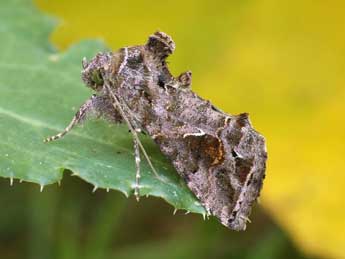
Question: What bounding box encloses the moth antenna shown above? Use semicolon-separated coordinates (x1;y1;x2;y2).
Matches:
104;82;163;182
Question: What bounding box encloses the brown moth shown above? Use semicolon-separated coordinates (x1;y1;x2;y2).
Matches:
45;32;267;231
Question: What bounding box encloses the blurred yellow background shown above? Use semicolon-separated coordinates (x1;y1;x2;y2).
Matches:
35;0;345;258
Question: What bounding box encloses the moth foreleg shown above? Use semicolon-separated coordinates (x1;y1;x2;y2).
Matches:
44;95;95;142
44;95;122;142
104;82;163;182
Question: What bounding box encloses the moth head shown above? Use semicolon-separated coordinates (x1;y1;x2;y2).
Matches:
81;54;107;92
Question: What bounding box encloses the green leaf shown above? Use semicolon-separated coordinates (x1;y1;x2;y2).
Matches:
0;0;205;215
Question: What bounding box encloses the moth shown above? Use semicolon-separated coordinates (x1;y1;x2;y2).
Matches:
45;31;267;231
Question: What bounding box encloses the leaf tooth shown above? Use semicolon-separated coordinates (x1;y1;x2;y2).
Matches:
106;188;110;192
121;191;129;198
40;184;44;192
92;185;98;193
9;177;13;186
173;208;178;215
185;210;190;215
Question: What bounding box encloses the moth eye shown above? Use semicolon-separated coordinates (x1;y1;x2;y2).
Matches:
91;70;104;86
127;54;143;70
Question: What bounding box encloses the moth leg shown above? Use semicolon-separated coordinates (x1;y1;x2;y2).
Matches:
44;95;95;142
104;82;163;182
133;136;141;201
44;95;121;142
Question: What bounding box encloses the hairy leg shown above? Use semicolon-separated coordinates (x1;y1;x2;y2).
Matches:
104;82;163;188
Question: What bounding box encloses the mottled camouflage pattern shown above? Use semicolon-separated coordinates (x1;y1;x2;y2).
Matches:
52;32;267;231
